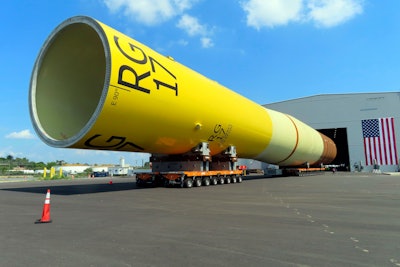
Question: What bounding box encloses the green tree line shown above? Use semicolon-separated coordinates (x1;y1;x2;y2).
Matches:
0;155;59;175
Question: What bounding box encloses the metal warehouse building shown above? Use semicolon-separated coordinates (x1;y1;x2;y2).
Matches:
264;92;400;173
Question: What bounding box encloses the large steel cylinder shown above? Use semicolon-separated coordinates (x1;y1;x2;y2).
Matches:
29;16;336;167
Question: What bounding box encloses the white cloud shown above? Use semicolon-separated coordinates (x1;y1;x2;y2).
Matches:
102;0;212;48
201;37;214;48
241;0;364;29
178;39;189;46
307;0;363;28
177;14;214;48
103;0;198;25
174;0;196;11
242;0;303;29
5;129;35;139
177;14;206;36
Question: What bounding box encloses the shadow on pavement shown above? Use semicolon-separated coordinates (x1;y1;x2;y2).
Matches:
1;182;149;195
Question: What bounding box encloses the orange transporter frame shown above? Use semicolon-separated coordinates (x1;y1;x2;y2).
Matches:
136;169;243;188
135;142;244;188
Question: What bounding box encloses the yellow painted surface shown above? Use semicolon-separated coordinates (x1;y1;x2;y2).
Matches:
71;19;274;158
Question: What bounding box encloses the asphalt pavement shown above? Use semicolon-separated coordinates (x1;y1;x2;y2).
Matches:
1;172;400;267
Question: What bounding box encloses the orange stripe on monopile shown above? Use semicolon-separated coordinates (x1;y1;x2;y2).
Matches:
275;114;300;165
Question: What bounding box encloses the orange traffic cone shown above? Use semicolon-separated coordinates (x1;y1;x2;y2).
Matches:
35;189;52;224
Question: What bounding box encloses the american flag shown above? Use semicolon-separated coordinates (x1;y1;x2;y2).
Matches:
361;118;398;166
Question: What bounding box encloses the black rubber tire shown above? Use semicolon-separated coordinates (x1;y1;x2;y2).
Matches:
195;178;202;187
203;177;210;186
183;178;193;188
164;179;171;188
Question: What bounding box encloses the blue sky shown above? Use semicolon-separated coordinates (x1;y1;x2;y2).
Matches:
1;0;399;165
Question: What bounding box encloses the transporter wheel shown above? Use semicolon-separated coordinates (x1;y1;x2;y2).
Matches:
152;175;162;187
211;177;218;185
203;177;210;186
194;177;202;187
219;177;225;185
164;179;171;188
232;176;237;183
237;176;243;183
225;177;231;184
183;178;193;188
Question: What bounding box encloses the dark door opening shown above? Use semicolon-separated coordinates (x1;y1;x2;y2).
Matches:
318;128;350;171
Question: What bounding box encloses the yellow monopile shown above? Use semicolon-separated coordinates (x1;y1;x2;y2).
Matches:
29;16;336;167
